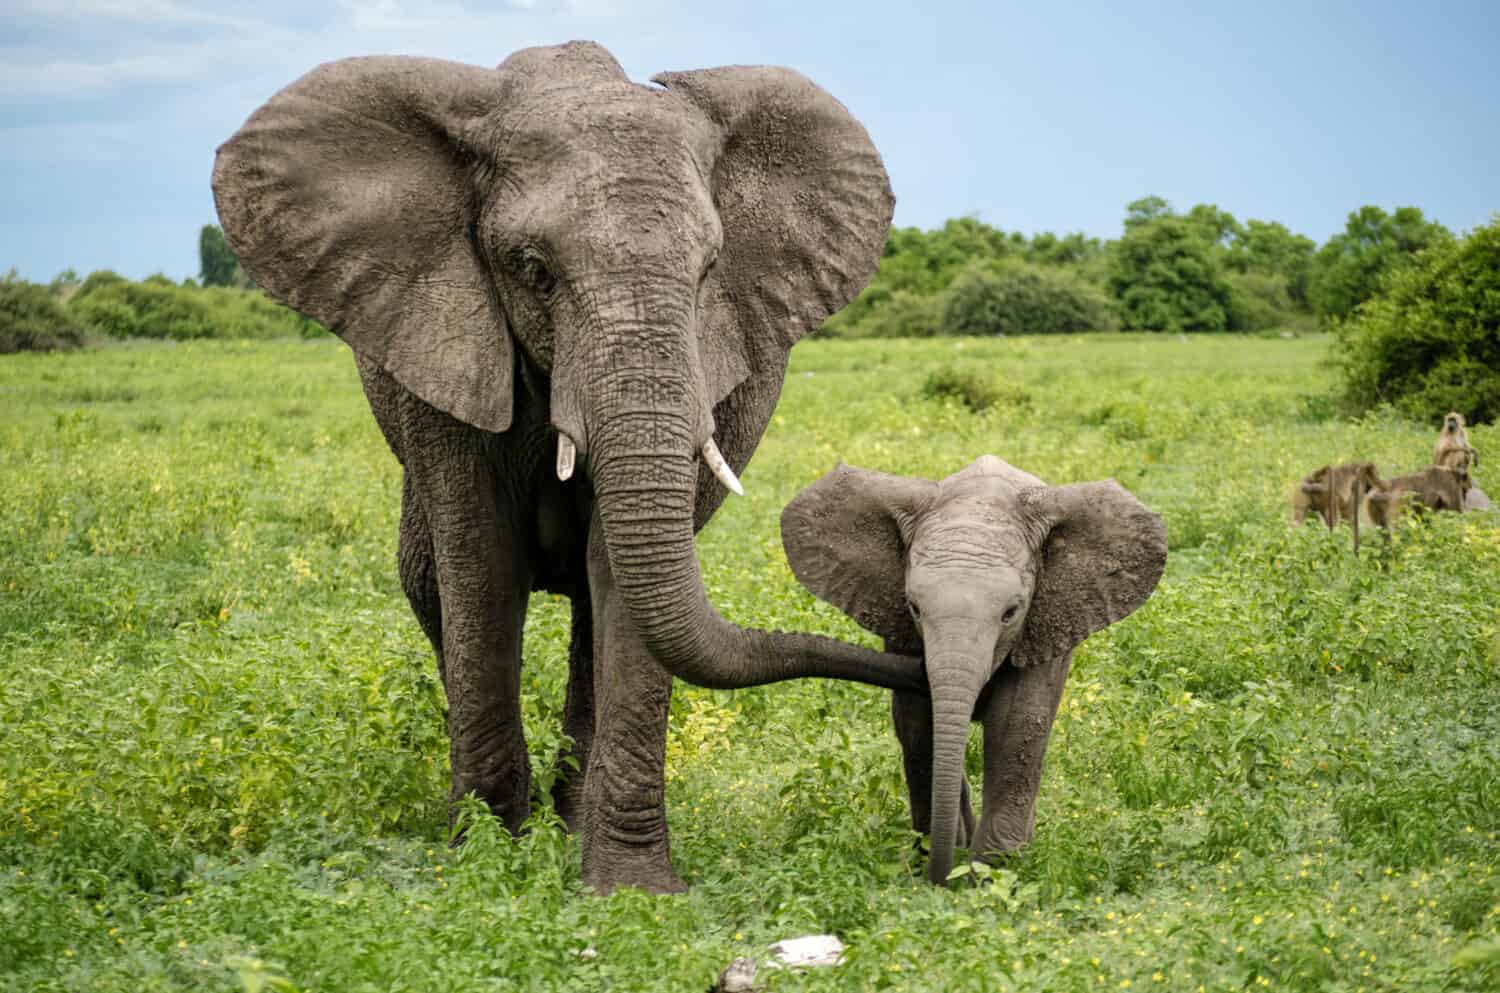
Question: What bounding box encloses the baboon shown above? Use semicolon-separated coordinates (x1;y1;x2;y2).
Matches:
1291;461;1382;551
1432;411;1491;510
1432;411;1479;474
1364;466;1468;529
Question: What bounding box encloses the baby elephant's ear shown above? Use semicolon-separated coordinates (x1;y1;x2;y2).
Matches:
1011;481;1167;669
780;463;935;645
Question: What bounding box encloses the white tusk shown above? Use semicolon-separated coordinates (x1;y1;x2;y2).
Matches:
701;438;744;496
556;433;576;482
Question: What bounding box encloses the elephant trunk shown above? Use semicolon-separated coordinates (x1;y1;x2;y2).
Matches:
582;328;923;693
923;643;989;885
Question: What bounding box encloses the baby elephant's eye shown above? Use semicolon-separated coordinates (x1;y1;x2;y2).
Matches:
1001;604;1020;624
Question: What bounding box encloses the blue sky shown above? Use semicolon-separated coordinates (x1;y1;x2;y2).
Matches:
3;0;1496;282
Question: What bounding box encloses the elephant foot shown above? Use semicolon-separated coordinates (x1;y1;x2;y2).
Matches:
973;813;1035;863
581;835;686;895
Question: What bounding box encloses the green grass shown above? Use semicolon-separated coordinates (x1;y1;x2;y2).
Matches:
2;334;1497;992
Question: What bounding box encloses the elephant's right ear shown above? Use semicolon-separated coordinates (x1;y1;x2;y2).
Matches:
780;463;935;645
212;57;512;432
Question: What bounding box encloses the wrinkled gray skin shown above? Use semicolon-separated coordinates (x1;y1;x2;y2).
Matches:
782;456;1167;884
212;41;924;895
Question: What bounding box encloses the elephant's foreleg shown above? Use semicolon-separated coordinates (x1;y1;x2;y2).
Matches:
581;513;684;895
892;689;975;848
975;653;1072;859
407;423;533;836
552;593;594;833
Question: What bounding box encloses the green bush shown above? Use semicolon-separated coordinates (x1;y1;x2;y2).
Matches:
919;365;998;411
0;273;87;353
1224;270;1311;333
941;259;1117;336
68;279;323;341
1336;217;1500;424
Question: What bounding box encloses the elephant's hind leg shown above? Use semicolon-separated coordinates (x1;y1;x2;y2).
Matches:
580;513;685;895
552;593;595;833
398;474;444;674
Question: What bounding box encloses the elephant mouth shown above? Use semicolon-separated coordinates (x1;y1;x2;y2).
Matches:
553;429;742;495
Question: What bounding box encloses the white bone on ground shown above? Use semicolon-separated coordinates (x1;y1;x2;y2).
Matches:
765;934;845;969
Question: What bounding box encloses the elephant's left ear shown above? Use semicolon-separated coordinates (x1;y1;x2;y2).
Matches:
651;66;894;397
1011;481;1167;669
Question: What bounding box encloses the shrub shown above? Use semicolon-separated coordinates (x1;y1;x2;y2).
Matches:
1224;270;1308;333
940;259;1116;336
919;365;998;411
68;279;323;341
0;273;87;353
1335;217;1500;424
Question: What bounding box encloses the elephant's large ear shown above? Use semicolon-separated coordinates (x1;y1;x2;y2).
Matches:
781;463;935;646
212;56;511;432
651;66;895;400
1010;482;1167;669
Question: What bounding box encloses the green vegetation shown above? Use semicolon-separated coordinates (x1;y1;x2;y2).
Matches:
70;275;321;341
1335;216;1500;424
823;198;1442;340
1310;206;1451;323
3;335;1496;991
0;271;86;354
942;259;1116;336
198;224;252;289
0;266;319;348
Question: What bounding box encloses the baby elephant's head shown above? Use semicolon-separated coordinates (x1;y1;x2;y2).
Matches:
781;455;1166;883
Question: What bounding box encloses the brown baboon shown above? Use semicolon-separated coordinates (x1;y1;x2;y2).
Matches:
1364;466;1468;529
1432;411;1479;474
1291;461;1382;551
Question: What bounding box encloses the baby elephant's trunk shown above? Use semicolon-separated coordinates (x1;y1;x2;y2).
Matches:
924;649;987;885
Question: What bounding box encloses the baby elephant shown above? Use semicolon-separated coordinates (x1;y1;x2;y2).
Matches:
781;456;1167;884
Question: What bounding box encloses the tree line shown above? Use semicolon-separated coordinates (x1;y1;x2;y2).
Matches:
823;198;1452;338
4;210;1495;425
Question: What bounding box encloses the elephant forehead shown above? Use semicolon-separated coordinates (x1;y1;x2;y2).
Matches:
907;517;1036;573
496;83;720;179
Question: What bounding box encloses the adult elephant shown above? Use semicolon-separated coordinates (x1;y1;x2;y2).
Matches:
212;41;921;895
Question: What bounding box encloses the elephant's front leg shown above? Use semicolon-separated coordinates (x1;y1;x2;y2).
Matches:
581;513;684;894
974;653;1072;859
891;689;975;848
407;427;534;836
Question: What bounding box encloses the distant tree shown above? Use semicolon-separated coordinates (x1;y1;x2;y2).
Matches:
1024;231;1105;269
1336;216;1500;424
1308;206;1450;322
1124;196;1174;231
1227;220;1316;308
1107;216;1234;332
199;224;242;288
1185;203;1243;249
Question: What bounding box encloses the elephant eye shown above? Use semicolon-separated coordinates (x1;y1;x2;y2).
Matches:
520;250;556;297
1001;604;1020;624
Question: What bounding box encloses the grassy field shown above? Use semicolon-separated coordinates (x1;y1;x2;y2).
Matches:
2;334;1497;992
